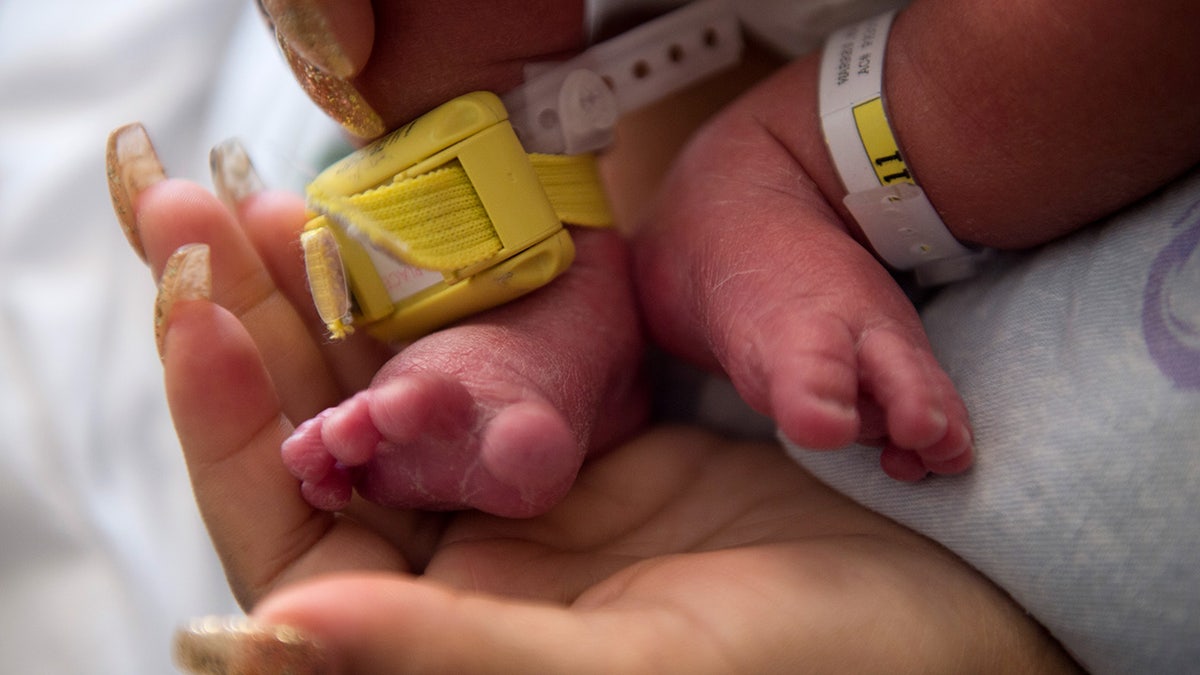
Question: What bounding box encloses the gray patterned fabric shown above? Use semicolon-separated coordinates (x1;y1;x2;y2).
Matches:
787;168;1200;674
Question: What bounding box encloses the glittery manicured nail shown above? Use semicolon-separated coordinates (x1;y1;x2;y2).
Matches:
278;33;384;138
106;122;166;263
211;138;265;212
155;244;212;357
262;0;355;79
173;615;334;675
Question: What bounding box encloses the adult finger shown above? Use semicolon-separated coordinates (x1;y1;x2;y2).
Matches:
230;185;392;397
159;281;406;607
133;163;343;423
110;125;345;421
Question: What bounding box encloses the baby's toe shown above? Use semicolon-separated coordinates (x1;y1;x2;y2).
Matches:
367;372;477;442
919;420;975;475
318;393;383;467
879;426;973;481
281;412;337;482
862;328;971;443
281;411;358;511
477;400;581;515
299;465;354;512
858;329;946;443
775;389;861;451
750;314;864;450
879;445;930;482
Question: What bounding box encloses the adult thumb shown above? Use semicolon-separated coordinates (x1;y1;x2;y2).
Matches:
177;571;668;674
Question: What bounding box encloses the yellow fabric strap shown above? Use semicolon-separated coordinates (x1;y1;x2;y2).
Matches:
314;153;611;272
527;153;612;228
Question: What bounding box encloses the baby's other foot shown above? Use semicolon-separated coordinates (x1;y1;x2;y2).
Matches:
282;230;647;516
632;69;972;480
707;272;972;482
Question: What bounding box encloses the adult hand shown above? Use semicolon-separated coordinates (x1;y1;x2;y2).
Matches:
113;144;1076;672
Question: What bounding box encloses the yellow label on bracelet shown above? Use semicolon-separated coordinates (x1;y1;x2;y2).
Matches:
852;96;915;187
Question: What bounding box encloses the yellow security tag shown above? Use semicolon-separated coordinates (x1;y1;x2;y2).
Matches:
302;92;612;343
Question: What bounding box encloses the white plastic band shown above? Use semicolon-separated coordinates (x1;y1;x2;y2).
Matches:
818;11;980;282
503;0;742;155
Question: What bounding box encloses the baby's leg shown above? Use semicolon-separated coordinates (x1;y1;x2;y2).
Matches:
629;0;1200;479
266;2;651;516
631;66;973;481
283;229;647;517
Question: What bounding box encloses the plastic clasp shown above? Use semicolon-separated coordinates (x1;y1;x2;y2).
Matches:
504;0;742;155
302;92;575;342
842;182;985;285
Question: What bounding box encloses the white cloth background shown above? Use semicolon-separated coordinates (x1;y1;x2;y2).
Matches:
0;1;341;672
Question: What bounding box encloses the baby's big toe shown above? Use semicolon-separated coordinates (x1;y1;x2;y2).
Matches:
751;314;865;451
477;401;582;515
776;391;861;451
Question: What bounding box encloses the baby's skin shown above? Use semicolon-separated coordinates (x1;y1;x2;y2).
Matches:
631;59;976;483
275;0;977;517
281;227;649;517
277;0;1200;516
275;1;651;517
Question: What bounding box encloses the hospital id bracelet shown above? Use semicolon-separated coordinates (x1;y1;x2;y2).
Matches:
818;10;984;285
302;0;743;342
505;0;741;155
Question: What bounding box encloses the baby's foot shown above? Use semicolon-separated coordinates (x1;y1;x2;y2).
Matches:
282;230;647;517
265;2;643;515
631;66;973;481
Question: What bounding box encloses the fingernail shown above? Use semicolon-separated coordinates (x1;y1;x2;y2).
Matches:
211;138;265;212
926;446;974;475
301;227;354;340
278;33;384;138
928;408;949;437
926;425;975;474
106;122;166;263
262;0;355;79
816;395;859;422
155;244;212;357
173;615;334;675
